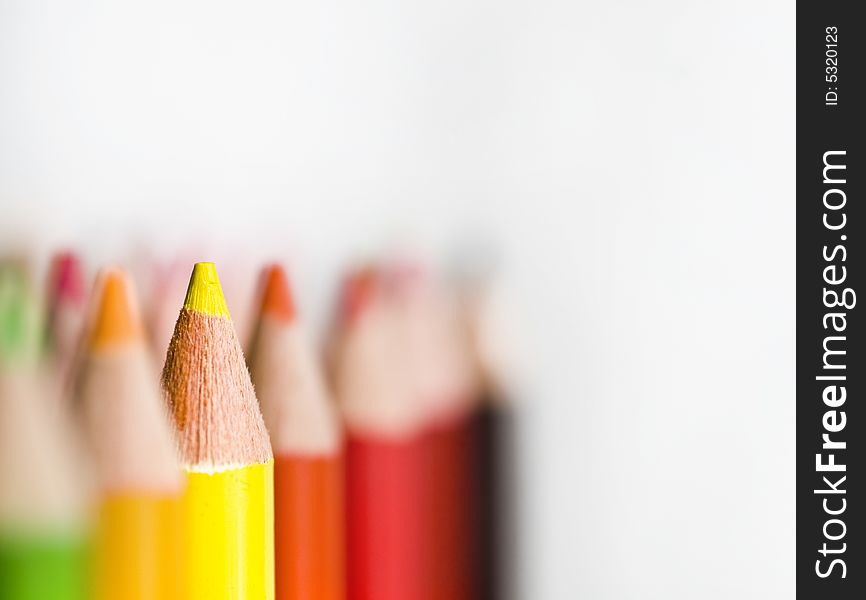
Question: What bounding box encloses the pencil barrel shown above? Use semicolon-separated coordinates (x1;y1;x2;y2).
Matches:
0;533;88;600
92;495;182;600
471;402;514;600
181;461;275;600
422;417;476;600
274;454;344;600
346;434;426;600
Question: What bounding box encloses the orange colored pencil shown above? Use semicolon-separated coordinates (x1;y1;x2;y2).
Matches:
248;264;344;600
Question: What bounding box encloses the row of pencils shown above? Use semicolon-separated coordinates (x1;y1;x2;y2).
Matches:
0;252;513;600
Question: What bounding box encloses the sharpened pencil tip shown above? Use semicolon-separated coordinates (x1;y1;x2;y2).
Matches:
184;262;230;319
89;268;142;349
260;264;296;324
49;251;86;305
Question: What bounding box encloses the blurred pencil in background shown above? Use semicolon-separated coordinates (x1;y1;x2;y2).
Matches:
385;262;478;600
44;252;88;395
0;261;88;600
454;257;519;600
248;264;344;600
334;267;427;600
161;262;274;600
75;268;182;600
469;347;514;600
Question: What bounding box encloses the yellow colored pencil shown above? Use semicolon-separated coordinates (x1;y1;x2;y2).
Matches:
76;268;182;600
161;262;274;600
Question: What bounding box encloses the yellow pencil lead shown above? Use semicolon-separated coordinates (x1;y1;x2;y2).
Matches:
183;262;230;319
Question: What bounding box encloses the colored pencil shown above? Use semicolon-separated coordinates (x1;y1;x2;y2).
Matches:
334;267;427;600
460;275;517;600
44;252;88;392
248;264;344;600
469;393;513;600
75;268;182;600
0;262;88;600
161;262;274;600
385;263;478;600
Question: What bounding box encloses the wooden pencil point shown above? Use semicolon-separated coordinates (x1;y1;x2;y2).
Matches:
163;261;271;467
183;262;230;319
250;264;341;454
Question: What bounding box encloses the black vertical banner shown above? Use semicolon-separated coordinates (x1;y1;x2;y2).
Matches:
798;2;865;597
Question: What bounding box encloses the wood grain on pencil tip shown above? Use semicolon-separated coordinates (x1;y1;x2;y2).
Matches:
162;262;271;468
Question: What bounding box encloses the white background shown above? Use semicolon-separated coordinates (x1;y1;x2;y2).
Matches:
0;0;794;597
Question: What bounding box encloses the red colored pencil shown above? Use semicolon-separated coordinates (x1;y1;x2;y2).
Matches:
384;263;478;600
334;267;427;600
